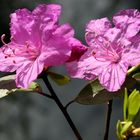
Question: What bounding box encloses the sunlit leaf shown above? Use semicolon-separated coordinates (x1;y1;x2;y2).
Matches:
121;121;132;135
128;90;140;121
0;75;41;98
0;89;16;98
132;128;140;136
47;71;70;85
116;120;123;140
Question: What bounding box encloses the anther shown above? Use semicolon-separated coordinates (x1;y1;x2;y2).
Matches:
13;60;16;64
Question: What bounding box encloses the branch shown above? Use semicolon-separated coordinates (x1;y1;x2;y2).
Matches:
104;100;113;140
37;91;53;99
41;71;83;140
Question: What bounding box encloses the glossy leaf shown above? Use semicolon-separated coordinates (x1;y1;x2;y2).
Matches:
75;77;136;105
128;90;140;121
47;71;70;85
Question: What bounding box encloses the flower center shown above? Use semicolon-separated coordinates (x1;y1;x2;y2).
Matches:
92;40;122;63
1;37;40;64
24;41;40;60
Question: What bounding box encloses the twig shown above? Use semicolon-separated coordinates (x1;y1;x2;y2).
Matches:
65;99;75;110
37;92;53;99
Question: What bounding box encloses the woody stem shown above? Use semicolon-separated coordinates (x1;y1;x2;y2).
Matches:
104;100;113;140
41;71;83;140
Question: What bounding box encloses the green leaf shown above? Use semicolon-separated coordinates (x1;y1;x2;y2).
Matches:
116;120;123;140
47;71;70;85
127;64;140;75
0;75;16;89
0;75;41;98
75;77;136;105
121;121;132;135
75;79;122;105
123;88;128;121
133;73;140;82
128;89;140;121
133;110;140;127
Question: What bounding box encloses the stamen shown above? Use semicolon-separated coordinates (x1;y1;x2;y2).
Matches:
1;34;7;45
25;41;30;49
10;36;14;40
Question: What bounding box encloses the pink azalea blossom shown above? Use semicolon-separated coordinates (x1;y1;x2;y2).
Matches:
67;9;140;92
0;4;85;88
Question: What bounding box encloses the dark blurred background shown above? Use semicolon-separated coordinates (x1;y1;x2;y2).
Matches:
0;0;139;140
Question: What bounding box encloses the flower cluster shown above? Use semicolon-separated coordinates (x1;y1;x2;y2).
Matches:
67;9;140;91
0;4;139;92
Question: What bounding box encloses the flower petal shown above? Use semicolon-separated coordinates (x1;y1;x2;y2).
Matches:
33;4;61;26
113;9;140;38
122;42;140;66
66;48;110;80
10;8;42;47
104;27;122;43
53;23;74;38
67;38;87;62
85;18;112;47
86;17;112;34
10;9;33;43
113;9;140;27
99;62;128;92
16;58;44;88
41;35;71;66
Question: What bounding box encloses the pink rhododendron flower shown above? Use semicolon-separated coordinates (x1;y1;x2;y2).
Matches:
0;4;85;88
67;9;140;92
